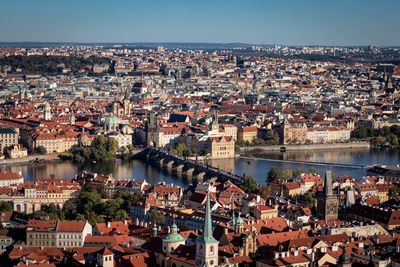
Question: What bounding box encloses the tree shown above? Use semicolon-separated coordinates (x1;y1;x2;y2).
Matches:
389;187;400;198
267;166;284;182
62;201;77;220
171;143;192;157
305;167;318;175
114;190;143;213
77;191;102;216
149;208;165;225
0;201;12;212
390;125;400;137
71;136;118;163
302;192;315;208
114;209;128;221
31;210;49;220
98;198;124;217
90;135;118;162
35;146;47;155
258;186;271;200
241;175;258;193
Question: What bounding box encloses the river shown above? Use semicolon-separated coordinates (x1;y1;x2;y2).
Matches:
0;148;398;186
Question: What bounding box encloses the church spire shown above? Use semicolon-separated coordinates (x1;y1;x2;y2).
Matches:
196;187;219;267
202;189;217;243
323;170;333;196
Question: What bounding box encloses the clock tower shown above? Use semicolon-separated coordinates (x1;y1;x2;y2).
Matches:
317;170;338;220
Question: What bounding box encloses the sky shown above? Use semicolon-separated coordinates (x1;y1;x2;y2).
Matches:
1;0;400;46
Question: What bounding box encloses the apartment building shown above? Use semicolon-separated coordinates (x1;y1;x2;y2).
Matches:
0;128;19;152
26;219;92;248
0;171;24;187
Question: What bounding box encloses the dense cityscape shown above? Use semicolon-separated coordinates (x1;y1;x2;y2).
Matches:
1;1;400;267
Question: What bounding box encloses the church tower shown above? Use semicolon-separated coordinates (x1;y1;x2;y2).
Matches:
123;85;131;116
196;188;219;267
43;102;52;121
317;170;338;220
146;111;159;147
210;109;219;134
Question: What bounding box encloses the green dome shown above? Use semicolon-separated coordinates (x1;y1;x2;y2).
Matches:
104;115;120;126
236;215;244;225
162;233;186;243
163;223;186;243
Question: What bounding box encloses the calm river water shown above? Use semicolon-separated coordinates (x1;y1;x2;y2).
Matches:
0;148;398;186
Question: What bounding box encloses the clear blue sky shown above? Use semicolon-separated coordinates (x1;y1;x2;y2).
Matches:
1;0;400;46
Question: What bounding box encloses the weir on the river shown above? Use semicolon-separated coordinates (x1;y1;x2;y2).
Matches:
240;156;369;169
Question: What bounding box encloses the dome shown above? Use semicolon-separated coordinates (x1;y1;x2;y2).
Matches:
162;232;186;243
235;213;244;225
162;223;186;243
104;115;120;126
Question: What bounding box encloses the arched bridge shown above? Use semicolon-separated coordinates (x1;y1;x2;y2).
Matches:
134;147;244;184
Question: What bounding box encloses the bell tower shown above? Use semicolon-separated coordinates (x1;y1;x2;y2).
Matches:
44;102;52;121
146;112;159;147
317;170;338;220
196;188;219;267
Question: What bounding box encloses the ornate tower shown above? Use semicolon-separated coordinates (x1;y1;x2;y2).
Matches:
43;102;52;121
210;109;219;134
317;170;338;220
146;112;159;147
196;188;219;267
162;221;186;254
70;114;76;125
123;85;131;116
233;211;244;234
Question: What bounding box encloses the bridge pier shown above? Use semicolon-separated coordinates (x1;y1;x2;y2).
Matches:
183;167;195;180
157;158;165;168
163;160;174;173
194;171;206;183
173;164;185;178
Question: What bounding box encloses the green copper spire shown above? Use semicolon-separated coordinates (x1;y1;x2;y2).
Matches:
198;188;218;244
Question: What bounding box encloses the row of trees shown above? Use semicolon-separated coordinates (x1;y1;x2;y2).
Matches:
352;125;400;148
0;55;111;75
266;166;318;182
169;143;194;157
31;184;142;225
236;135;280;147
59;136;118;163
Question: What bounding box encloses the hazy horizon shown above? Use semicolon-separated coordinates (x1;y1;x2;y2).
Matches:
1;0;400;46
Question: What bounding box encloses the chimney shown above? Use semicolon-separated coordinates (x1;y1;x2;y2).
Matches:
321;247;326;253
332;245;338;252
274;252;279;259
135;218;139;226
124;219;128;225
144;222;148;228
107;221;111;228
359;242;364;248
140;221;144;227
294;251;299;256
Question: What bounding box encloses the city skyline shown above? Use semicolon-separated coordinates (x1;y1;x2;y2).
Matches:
1;0;400;46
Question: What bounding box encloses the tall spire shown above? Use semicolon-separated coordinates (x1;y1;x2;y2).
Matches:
196;186;219;267
199;188;218;244
323;170;333;196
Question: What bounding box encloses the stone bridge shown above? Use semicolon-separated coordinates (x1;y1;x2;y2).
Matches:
134;148;244;184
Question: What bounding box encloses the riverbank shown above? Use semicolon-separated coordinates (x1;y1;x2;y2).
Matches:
240;141;370;152
0;153;60;166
